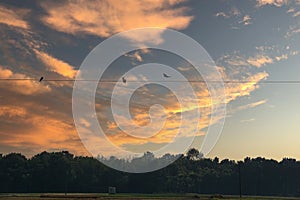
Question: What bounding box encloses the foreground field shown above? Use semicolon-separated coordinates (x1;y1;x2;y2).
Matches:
1;194;300;200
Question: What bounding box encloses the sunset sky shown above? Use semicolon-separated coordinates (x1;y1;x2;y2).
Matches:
0;0;300;161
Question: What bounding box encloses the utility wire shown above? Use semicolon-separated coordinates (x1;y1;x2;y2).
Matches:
1;78;300;84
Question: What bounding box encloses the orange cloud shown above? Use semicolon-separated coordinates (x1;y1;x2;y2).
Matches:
0;5;29;29
0;63;268;157
0;85;88;157
0;106;26;118
40;0;193;43
0;62;86;156
34;50;77;79
95;64;269;151
0;66;51;95
247;55;273;68
225;72;269;101
1;114;88;157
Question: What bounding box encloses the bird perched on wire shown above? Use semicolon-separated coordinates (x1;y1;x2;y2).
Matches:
122;77;127;84
39;77;44;82
163;73;171;78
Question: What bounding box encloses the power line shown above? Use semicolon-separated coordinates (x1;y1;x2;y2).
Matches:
1;78;300;84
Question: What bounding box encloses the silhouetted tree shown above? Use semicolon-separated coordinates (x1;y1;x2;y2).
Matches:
186;148;203;160
0;149;299;196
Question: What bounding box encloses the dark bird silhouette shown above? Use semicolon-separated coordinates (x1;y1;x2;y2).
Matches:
122;77;126;84
163;73;171;78
39;77;44;82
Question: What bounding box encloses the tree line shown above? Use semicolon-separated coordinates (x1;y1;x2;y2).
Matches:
0;148;299;196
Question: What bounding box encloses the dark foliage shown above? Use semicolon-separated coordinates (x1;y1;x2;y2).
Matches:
0;149;299;196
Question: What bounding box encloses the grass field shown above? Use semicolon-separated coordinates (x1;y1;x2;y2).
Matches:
0;194;300;200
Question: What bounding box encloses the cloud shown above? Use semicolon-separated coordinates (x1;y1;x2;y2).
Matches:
0;1;288;157
225;72;269;102
236;99;268;111
177;66;193;71
95;49;271;152
287;7;295;13
94;83;203;150
40;0;193;44
220;46;296;68
286;25;300;37
247;55;273;68
256;0;288;7
214;7;240;19
0;5;29;29
275;54;288;61
34;50;77;79
0;17;86;155
0;67;87;156
240;118;255;123
220;54;249;67
94;65;269;151
0;51;270;158
286;6;300;17
293;11;300;17
215;12;229;18
0;112;88;157
219;52;273;68
132;51;143;62
239;15;252;26
291;50;299;55
125;49;150;63
0;66;51;95
0;106;27;118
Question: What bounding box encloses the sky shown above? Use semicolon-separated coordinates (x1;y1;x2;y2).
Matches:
0;0;300;161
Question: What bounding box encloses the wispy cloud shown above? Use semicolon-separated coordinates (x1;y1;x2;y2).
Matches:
214;7;253;29
240;118;255;123
219;52;273;68
256;0;288;7
215;7;240;19
286;25;300;37
34;50;77;79
40;0;194;44
0;5;29;29
96;65;269;151
237;99;268;111
247;55;273;68
225;72;269;102
0;66;51;95
0;106;26;118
